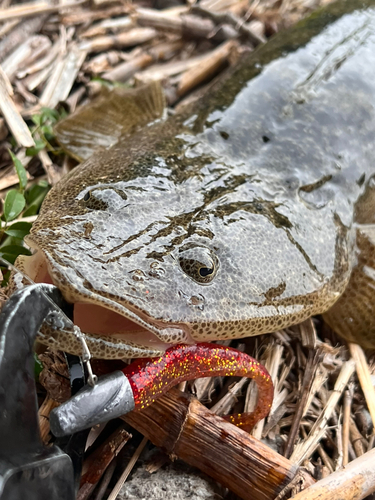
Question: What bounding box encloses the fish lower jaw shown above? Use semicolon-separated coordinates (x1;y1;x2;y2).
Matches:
15;250;194;357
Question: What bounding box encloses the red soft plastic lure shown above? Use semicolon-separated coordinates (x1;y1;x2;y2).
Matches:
122;342;273;432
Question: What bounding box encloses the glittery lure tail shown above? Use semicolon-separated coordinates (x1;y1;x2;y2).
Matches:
122;342;273;432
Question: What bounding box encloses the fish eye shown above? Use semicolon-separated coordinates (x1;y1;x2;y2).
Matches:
83;191;91;202
178;245;218;284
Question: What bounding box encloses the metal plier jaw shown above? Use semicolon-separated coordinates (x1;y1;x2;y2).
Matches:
0;284;76;500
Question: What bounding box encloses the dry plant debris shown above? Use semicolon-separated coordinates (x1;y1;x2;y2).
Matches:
1;0;375;499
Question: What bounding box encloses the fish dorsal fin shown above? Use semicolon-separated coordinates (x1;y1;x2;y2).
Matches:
54;81;166;161
323;180;375;348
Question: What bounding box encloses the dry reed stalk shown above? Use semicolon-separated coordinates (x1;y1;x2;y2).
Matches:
349;342;375;430
60;5;130;25
0;65;35;147
122;388;315;500
290;359;356;465
80;16;133;39
77;426;131;500
0;16;45;62
79;28;157;54
39;45;87;109
342;388;352;466
290;446;375;500
284;350;319;458
251;342;283;440
1;35;51;81
106;436;148;500
349;417;366;457
38;396;59;444
0;0;87;21
103;53;154;82
177;39;236;97
136;53;207;82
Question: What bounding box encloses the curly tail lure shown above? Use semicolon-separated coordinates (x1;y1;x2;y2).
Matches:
122;343;273;432
50;342;274;436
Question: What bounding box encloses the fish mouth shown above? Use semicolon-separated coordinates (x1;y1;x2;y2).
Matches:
19;248;194;351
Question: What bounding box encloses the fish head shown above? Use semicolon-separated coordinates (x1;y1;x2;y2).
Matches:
17;142;352;358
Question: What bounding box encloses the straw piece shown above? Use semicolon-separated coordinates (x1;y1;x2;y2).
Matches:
80;16;133;38
290;359;356;465
177;40;236;98
0;65;35;147
107;436;148;500
38;396;60;444
0;15;45;63
0;0;87;21
342;388;352;466
2;35;51;81
78;28;157;54
39;44;87;109
349;342;375;432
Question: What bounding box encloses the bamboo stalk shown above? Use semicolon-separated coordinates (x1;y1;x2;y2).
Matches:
122;388;314;500
290;447;375;500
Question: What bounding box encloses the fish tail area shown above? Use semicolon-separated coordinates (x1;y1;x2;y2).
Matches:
54;80;166;161
323;225;375;349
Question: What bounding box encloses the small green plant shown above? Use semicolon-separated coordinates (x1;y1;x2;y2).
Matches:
26;107;68;157
0;152;50;280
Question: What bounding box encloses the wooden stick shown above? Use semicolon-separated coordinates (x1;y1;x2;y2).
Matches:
290;447;375;500
122;388;314;500
349;342;375;432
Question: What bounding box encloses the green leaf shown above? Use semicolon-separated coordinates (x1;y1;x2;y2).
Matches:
25;139;45;157
4;190;26;221
8;150;28;191
4;221;32;239
40;107;60;124
31;114;42;126
0;244;31;264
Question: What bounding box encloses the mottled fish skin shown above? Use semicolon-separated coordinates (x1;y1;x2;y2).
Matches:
19;0;375;358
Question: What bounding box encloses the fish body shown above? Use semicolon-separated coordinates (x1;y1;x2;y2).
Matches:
18;0;375;358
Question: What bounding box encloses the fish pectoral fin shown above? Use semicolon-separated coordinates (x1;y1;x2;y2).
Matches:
54;81;166;161
323;224;375;348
